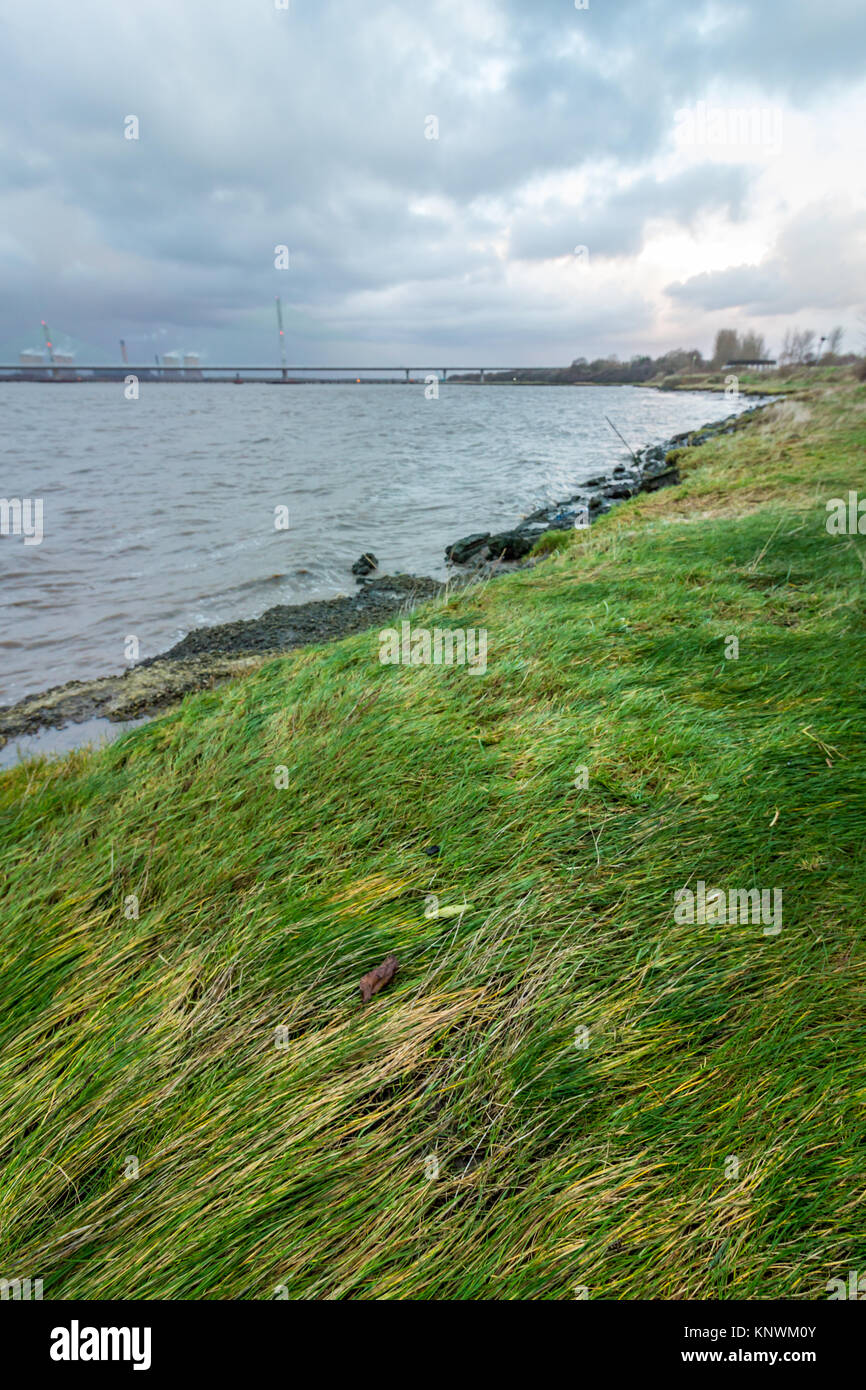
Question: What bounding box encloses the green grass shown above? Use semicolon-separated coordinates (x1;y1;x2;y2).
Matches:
1;379;864;1300
651;362;863;396
530;527;573;557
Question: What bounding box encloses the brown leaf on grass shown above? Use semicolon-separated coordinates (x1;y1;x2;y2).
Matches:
359;953;399;1003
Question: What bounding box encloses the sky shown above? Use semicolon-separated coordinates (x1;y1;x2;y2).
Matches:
1;0;864;367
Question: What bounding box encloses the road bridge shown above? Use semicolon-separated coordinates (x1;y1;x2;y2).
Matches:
0;364;561;382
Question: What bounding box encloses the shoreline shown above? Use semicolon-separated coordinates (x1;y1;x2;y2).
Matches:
0;398;772;755
0;372;789;392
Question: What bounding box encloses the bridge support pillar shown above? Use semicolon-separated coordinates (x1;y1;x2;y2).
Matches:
405;368;410;382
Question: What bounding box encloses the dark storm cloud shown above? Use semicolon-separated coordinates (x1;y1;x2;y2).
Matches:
0;0;863;361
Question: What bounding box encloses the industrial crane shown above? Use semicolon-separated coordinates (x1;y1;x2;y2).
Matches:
40;319;56;377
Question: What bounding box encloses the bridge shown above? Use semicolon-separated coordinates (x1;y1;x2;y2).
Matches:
0;364;560;383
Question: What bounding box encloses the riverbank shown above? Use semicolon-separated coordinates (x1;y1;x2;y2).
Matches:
1;374;864;1299
0;575;445;746
646;363;858;396
0;400;768;751
2;380;759;710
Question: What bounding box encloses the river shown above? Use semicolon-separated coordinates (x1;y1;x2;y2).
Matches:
1;381;758;706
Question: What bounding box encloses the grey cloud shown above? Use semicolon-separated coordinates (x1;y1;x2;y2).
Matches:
665;202;866;314
510;165;753;262
0;0;863;361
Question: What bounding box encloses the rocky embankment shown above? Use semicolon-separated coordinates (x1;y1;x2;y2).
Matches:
0;575;444;744
0;405;766;747
443;405;762;568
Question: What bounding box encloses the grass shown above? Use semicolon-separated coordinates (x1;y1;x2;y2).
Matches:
650;362;864;396
1;375;864;1300
530;527;573;557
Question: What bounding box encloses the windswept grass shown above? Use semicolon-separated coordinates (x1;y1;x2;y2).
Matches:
1;379;864;1300
651;362;863;396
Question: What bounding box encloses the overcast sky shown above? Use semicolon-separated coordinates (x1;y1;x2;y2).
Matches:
1;0;864;366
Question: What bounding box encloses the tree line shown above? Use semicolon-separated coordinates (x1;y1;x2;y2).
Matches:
468;326;855;386
559;326;850;383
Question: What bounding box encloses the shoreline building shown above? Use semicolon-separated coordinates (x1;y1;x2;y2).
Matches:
159;351;203;380
19;347;77;381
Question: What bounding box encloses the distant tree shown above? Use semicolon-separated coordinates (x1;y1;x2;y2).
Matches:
823;326;845;359
712;328;767;365
780;328;817;365
712;329;739;367
739;331;767;360
664;346;697;369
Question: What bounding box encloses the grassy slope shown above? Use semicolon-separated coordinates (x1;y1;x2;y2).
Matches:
650;364;856;396
1;378;864;1301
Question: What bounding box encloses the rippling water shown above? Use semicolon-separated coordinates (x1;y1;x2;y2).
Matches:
0;382;758;703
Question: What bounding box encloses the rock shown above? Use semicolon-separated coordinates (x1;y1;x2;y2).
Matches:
639;444;668;473
640;465;679;492
519;507;550;527
602;483;637;500
582;474;607;487
446;532;490;565
484;530;535;561
351;551;378;576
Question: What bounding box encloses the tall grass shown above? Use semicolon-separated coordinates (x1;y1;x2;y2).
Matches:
1;379;864;1299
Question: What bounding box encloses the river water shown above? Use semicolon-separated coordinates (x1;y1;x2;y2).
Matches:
1;382;757;705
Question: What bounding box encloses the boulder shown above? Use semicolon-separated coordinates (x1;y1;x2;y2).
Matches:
639;444;667;473
445;532;490;565
640;465;679;492
484;530;535;561
351;551;378;576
